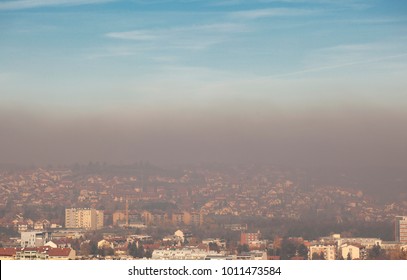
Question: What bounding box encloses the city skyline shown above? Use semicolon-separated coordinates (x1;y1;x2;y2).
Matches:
1;0;407;166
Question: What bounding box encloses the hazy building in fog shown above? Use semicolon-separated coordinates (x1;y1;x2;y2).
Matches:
65;208;103;230
395;216;407;243
309;245;336;260
240;231;261;245
20;231;52;248
339;244;361;260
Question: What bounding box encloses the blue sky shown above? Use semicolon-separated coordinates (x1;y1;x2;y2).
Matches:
1;0;406;111
1;1;407;165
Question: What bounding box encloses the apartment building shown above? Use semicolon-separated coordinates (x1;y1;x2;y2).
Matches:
65;208;103;230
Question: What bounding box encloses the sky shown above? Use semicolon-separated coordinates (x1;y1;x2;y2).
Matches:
0;0;407;166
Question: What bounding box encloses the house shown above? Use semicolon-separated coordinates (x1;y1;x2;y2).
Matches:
0;248;17;260
15;246;76;260
16;247;47;260
339;244;360;260
44;241;58;248
98;239;113;249
16;222;29;232
114;246;128;256
47;248;76;260
53;238;73;248
174;230;185;243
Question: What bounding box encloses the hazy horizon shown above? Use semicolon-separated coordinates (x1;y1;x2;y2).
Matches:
1;0;407;167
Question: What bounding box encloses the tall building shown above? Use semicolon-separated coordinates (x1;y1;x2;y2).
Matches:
395;216;407;243
65;208;104;230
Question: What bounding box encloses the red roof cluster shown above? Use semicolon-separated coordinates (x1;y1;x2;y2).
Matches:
17;246;72;257
0;248;17;256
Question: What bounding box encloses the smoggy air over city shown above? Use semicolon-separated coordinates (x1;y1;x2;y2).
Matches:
1;0;407;262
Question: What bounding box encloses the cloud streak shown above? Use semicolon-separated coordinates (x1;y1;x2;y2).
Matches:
106;23;248;40
103;23;249;54
272;53;407;78
230;8;317;19
0;0;115;10
106;31;157;41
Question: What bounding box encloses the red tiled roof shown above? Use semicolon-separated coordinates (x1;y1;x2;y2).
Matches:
144;244;160;250
48;248;71;257
20;247;39;252
196;244;208;250
16;246;72;257
38;246;52;252
0;248;17;256
54;239;71;245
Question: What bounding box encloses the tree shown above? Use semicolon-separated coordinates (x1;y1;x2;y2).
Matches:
128;241;138;257
137;243;145;258
90;241;98;255
80;242;91;256
209;242;220;252
297;244;308;259
237;244;249;254
144;249;152;259
97;248;105;257
104;247;114;256
368;244;385;260
311;252;321;260
71;238;81;251
280;239;296;260
311;251;325;260
400;248;407;260
128;241;145;258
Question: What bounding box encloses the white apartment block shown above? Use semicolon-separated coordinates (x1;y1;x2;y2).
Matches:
152;249;208;260
65;208;104;230
309;245;336;260
20;231;52;248
336;238;382;248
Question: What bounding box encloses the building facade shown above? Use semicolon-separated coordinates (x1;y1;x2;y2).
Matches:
65;208;104;230
20;231;52;248
339;244;360;260
240;231;261;245
309;245;336;260
395;216;407;243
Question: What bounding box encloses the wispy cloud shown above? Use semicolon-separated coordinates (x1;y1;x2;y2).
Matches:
86;49;141;59
230;8;317;19
0;0;115;10
104;23;248;53
213;0;368;6
106;23;247;40
335;17;407;25
273;53;407;77
276;48;407;78
106;31;157;41
304;42;407;67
